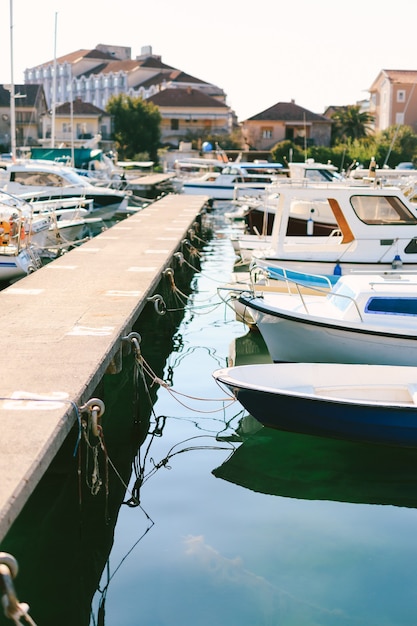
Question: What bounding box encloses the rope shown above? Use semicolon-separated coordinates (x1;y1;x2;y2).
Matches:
131;351;236;414
0;555;37;625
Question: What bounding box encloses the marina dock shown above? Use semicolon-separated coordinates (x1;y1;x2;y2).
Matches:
127;171;177;195
0;193;209;541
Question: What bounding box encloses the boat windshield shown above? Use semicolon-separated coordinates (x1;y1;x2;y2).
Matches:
326;282;357;313
304;169;343;182
10;168;90;188
350;194;417;225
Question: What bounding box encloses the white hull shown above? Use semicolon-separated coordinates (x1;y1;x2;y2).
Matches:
254;308;417;364
0;246;40;280
239;272;417;365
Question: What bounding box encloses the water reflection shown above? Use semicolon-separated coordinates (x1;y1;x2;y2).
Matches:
213;425;417;508
227;327;272;367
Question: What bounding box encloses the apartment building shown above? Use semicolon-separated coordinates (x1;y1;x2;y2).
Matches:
369;70;417;132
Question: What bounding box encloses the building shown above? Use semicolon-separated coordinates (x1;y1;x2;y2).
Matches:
146;87;232;147
39;99;112;151
241;100;332;150
0;84;48;152
23;44;234;149
24;44;228;111
368;70;417;132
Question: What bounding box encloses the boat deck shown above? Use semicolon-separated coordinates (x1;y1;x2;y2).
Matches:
0;193;209;541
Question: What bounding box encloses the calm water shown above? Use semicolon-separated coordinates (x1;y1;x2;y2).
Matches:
1;203;417;625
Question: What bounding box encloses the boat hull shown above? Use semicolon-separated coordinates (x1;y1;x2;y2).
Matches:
0;247;39;280
213;363;417;447
232;386;417;447
239;293;417;365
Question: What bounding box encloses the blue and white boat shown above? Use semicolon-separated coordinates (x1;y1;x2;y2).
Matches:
238;271;417;365
213;362;417;448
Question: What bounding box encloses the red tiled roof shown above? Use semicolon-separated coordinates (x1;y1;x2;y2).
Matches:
95;60;141;74
54;100;107;115
169;70;207;85
136;56;176;71
31;49;101;69
146;88;227;108
246;101;329;122
381;69;417;84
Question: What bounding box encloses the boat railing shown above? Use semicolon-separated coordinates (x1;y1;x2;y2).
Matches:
250;263;364;320
250;263;334;295
294;280;363;320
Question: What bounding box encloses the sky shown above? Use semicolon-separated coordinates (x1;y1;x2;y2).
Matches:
1;0;417;122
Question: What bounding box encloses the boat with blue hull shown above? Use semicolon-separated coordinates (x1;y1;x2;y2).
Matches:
213;362;417;447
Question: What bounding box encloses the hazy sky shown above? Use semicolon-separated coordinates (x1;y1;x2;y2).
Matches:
1;0;416;121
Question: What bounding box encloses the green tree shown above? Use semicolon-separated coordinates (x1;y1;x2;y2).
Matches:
331;105;374;144
106;94;161;162
270;140;305;164
375;125;417;167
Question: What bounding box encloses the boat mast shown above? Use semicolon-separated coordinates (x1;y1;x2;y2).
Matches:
51;12;58;148
9;0;16;160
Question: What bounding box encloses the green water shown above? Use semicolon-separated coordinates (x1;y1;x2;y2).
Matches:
1;204;417;626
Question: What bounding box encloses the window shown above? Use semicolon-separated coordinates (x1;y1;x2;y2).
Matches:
11;171;66;187
15;112;32;123
170;119;179;130
396;112;405;125
397;90;406;103
365;297;417;316
350;194;417;225
262;127;272;139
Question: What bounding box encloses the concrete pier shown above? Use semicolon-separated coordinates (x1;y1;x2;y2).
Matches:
0;193;209;541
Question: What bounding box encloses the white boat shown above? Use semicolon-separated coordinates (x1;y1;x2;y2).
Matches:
176;162;285;200
230;160;347;240
171;157;225;179
231;194;338;261
34;200;94;255
219;266;334;327
0;200;42;281
241;183;417;275
238;271;417;364
1;191;96;256
212;362;417;447
0;160;129;220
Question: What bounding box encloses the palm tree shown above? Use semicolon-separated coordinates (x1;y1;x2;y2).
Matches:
331;105;374;144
